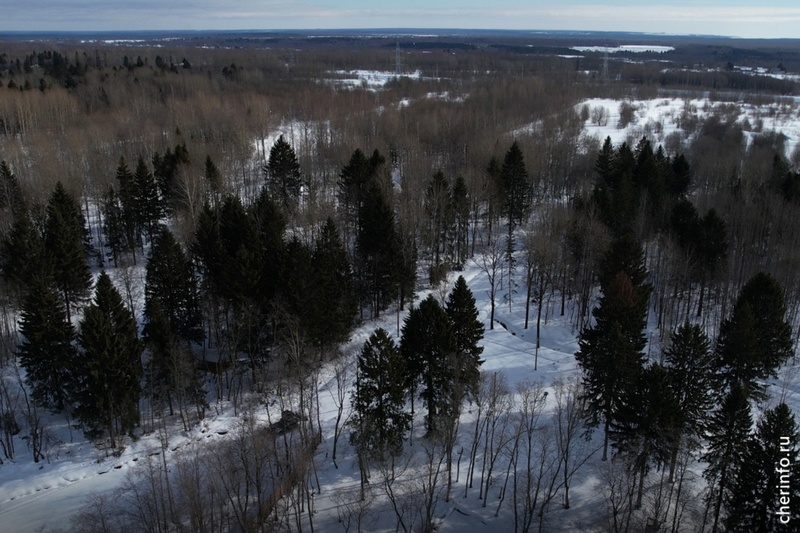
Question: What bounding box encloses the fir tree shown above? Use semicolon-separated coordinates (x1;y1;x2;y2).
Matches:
663;321;715;482
102;185;126;268
44;182;92;323
17;282;76;412
576;236;651;461
144;226;202;344
400;295;457;434
703;383;752;533
715;272;792;401
74;273;142;448
450;175;470;268
309;217;356;348
0;160;23;213
356;177;401;317
265;135;302;210
133;155;161;244
725;403;800;531
2;209;49;295
351;328;410;459
610;362;679;508
115;157;140;257
445;275;484;400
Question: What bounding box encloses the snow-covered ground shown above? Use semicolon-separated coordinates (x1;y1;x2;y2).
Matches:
576;97;800;159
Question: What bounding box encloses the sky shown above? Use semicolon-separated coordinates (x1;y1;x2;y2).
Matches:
2;0;800;39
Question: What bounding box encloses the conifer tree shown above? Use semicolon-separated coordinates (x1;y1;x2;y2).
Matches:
17;282;76;412
499;141;531;286
425;170;451;269
610;362;679;508
2;209;49;295
576;236;650;461
703;383;752;533
102;185;126;268
75;273;141;448
725;403;800;531
663;321;715;482
400;295;457;434
0;160;23;213
339;148;385;243
715;271;792;401
445;276;484;400
450;175;470;267
309;217;355;348
133;155;161;244
356;177;401;317
44;182;92;323
115;157;140;257
265;134;302;210
351;328;410;459
145;226;203;344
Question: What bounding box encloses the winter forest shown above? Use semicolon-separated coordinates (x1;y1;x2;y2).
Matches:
1;32;800;532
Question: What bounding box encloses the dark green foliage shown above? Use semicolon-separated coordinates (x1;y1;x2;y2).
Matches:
425;170;452;268
133;156;162;243
450;175;470;267
44;182;92;321
445;276;484;400
2;209;49;294
265;135;302;210
17;282;76;412
592;136;694;237
115;157;140;254
714;272;792;400
351;328;410;459
663;322;715;479
610;363;680;506
144;226;202;344
703;383;752;533
279;236;314;329
400;295;457;434
152;143;189;213
500;140;531;230
0;160;23;213
74;273;141;448
309;218;356;348
203;155;223;196
576;236;651;460
725;403;800;531
356;177;401;317
339;148;386;239
102;185;126;268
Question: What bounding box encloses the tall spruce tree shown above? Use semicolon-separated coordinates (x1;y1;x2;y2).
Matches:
725;403;800;531
17;282;76;412
351;328;410;459
703;382;752;533
610;362;679;508
575;236;651;461
714;271;793;401
133;155;161;244
663;321;715;482
356;177;401;317
144;226;202;344
75;273;141;448
2;209;49;296
309;217;355;348
115;157;140;258
400;295;457;434
265;135;302;210
444;275;484;400
44;182;92;323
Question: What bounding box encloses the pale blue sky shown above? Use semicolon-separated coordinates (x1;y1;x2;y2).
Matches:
2;1;799;39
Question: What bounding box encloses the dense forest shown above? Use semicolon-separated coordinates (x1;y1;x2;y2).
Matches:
1;34;800;532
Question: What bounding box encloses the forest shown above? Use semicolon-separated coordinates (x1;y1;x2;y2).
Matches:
1;32;800;532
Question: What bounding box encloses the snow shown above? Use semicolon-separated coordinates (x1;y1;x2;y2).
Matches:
328;69;422;90
571;45;674;54
575;97;800;159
